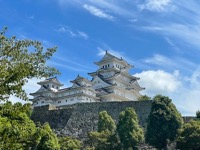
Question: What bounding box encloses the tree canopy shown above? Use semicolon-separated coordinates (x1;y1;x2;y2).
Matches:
59;136;82;150
117;107;144;150
137;95;151;101
0;102;36;149
35;123;60;150
0;27;59;101
145;95;183;149
177;120;200;150
97;111;116;133
88;111;120;150
196;110;200;120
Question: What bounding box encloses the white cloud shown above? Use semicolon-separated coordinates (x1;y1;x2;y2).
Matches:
135;70;181;95
141;1;200;49
144;54;196;73
54;55;92;70
55;1;200;49
144;23;200;48
139;0;175;12
129;19;138;23
57;26;89;40
57;26;76;37
48;61;88;72
78;31;89;40
134;69;200;116
9;78;42;104
145;54;173;66
83;4;114;20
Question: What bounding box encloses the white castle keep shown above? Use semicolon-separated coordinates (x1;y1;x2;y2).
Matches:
30;51;145;107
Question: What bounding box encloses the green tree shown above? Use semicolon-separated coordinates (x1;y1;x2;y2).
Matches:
196;110;200;119
34;122;60;150
177;120;200;150
138;95;151;101
59;136;82;150
117;107;144;150
145;95;183;149
98;111;116;133
0;102;36;150
0;27;59;101
88;111;120;150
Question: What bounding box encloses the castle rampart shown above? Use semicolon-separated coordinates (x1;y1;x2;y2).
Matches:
31;101;152;140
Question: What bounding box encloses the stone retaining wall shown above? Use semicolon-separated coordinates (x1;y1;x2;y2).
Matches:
31;101;152;139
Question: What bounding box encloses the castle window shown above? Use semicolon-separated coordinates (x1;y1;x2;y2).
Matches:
41;101;44;104
52;85;54;88
108;64;110;67
58;101;61;103
66;100;68;102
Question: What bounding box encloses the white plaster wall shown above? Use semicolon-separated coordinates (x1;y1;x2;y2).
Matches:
125;92;136;100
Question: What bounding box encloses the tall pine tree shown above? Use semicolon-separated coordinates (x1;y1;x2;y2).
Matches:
117;107;144;150
145;95;183;149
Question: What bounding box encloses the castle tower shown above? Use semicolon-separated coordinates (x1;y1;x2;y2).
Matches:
88;51;144;102
30;51;145;107
30;77;63;107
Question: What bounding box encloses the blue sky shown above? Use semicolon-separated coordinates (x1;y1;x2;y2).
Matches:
1;0;200;116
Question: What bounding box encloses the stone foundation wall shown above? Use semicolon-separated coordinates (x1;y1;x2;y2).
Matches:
31;101;152;139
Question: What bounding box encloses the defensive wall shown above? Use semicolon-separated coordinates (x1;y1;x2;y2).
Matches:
31;101;152;139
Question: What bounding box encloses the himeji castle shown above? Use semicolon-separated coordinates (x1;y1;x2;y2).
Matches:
30;51;145;107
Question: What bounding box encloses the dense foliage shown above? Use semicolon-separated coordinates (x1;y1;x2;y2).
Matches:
89;108;144;150
0;102;83;150
177;120;200;150
88;111;120;150
196;110;200;119
59;136;82;150
0;27;59;101
117;108;144;150
0;102;35;149
97;111;116;133
34;123;60;150
145;95;183;149
137;95;151;101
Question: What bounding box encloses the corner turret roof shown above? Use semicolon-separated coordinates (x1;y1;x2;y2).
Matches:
70;74;91;83
37;77;63;86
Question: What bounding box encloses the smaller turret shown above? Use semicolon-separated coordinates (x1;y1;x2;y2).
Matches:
37;77;63;91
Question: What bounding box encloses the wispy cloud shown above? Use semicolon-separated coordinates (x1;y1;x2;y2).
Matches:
143;23;200;48
55;1;200;49
48;61;88;72
138;0;175;12
56;25;89;40
144;54;197;73
54;55;92;70
78;31;88;40
83;4;114;20
129;19;138;23
140;1;200;49
27;15;34;20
